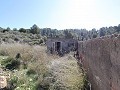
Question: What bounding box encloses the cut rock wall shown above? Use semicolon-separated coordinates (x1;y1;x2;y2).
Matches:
78;35;120;90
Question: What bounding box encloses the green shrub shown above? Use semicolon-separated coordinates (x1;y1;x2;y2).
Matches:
7;76;18;90
39;39;44;44
35;81;50;90
26;69;36;76
1;57;20;70
1;57;13;65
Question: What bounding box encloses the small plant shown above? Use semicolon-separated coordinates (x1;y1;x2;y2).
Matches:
15;53;21;59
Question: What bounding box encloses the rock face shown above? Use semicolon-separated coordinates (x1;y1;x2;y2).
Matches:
0;68;8;89
0;76;7;89
78;35;120;90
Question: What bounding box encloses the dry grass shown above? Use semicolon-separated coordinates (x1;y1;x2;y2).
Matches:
0;43;47;62
0;43;85;90
49;55;85;90
0;43;32;60
0;43;49;73
0;43;50;89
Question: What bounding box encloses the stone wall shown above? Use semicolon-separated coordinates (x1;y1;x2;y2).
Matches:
78;34;120;90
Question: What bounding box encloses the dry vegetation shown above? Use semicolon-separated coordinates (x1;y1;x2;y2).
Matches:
0;43;49;89
0;31;46;45
0;43;85;90
48;55;85;90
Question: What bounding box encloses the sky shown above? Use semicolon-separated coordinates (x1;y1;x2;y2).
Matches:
0;0;120;30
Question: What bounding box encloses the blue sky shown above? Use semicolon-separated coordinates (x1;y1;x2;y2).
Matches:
0;0;120;30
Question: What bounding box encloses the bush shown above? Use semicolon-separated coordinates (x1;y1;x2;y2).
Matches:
26;69;36;76
7;76;18;90
1;57;20;70
39;39;44;44
35;81;50;90
1;57;13;65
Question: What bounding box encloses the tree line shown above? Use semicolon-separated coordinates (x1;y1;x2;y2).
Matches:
0;24;120;41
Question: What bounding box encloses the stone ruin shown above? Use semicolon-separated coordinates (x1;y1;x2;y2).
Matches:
46;38;78;55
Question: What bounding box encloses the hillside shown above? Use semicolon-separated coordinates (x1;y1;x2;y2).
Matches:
0;24;120;45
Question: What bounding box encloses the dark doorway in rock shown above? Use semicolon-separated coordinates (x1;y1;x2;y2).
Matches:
55;42;61;52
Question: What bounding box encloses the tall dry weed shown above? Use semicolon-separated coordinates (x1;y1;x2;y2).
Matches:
0;43;47;62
